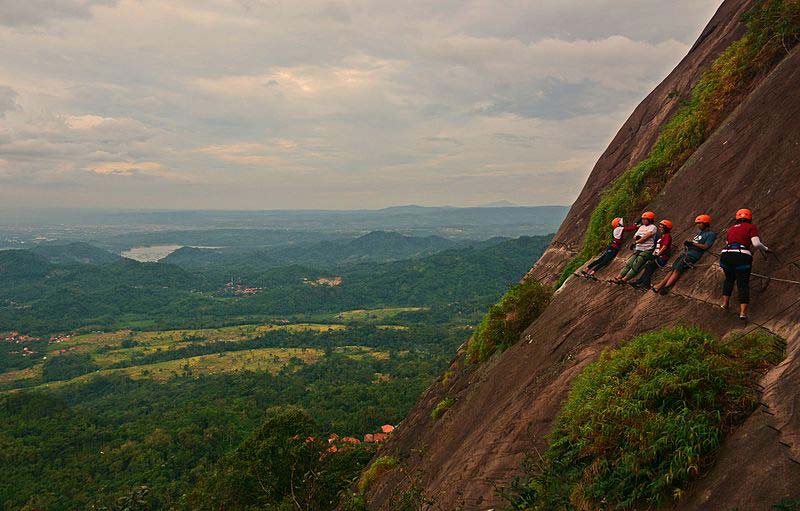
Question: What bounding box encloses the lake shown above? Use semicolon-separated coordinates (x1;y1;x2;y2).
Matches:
120;245;221;262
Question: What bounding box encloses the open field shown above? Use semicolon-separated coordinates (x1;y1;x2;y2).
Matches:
335;307;427;322
2;324;395;392
101;346;323;380
44;323;347;364
4;346;392;392
4;347;323;393
0;365;42;386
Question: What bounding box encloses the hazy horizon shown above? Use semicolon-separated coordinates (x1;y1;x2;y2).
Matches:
0;202;568;213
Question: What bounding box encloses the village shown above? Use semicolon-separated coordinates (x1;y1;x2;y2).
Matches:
222;281;262;296
2;331;75;357
303;276;343;287
223;275;342;296
308;424;396;454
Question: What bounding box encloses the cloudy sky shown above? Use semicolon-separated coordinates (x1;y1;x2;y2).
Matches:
0;0;723;209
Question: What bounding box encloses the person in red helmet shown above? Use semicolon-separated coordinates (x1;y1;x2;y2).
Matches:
631;219;673;289
612;211;658;284
720;208;771;321
583;217;637;277
653;214;716;294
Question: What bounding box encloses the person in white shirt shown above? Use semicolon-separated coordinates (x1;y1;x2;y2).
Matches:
613;211;658;284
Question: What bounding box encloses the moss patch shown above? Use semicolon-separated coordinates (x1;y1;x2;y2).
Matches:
466;278;553;364
556;0;800;288
430;396;455;421
358;456;399;494
508;327;784;510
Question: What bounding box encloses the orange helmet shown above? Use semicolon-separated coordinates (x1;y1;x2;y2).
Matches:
611;217;623;228
659;219;673;230
695;214;712;224
641;211;656;221
736;208;752;220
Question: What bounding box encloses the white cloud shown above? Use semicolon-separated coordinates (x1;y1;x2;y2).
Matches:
65;114;111;129
89;161;164;176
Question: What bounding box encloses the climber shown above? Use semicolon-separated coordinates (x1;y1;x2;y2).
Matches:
583;217;637;277
612;211;658;284
652;214;716;294
630;219;673;289
720;208;771;321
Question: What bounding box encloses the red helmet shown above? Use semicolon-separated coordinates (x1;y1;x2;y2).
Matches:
736;208;752;220
695;214;712;225
641;211;656;221
659;219;673;230
611;217;623;228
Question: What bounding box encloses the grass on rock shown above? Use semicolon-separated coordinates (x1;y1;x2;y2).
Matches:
506;327;784;510
466;278;553;364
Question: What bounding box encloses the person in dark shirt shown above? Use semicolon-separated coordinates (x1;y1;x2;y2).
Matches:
720;208;771;321
652;214;716;294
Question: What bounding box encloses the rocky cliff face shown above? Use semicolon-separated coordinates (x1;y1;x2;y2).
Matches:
362;1;800;510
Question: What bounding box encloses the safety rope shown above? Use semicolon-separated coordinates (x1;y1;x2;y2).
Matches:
738;292;800;338
609;249;800;285
576;272;796;342
750;272;800;286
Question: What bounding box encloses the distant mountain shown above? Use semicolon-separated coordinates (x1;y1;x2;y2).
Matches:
6;205;568;248
31;242;122;265
482;200;519;207
163;231;465;270
329;231;459;263
0;249;52;283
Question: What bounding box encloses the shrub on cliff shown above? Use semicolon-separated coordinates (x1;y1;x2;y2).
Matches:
185;406;374;510
430;396;455;421
466;278;553;364
507;327;784;510
358;456;399;493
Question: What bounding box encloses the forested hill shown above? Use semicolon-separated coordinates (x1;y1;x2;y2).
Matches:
161;230;463;270
31;242;123;265
0;235;551;336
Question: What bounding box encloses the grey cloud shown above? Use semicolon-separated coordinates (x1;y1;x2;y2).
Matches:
421;136;463;147
493;133;539;147
0;86;17;113
0;0;119;26
455;1;723;45
477;78;633;120
317;2;351;23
